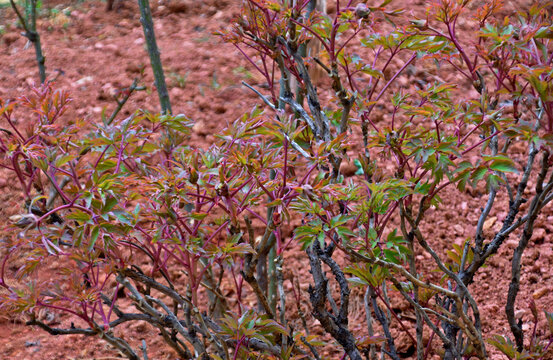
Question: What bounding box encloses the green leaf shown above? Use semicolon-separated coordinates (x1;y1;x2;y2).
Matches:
189;212;208;220
535;26;553;39
490;159;518;173
54;153;75;168
89;225;100;251
96;159;117;172
545;311;553;336
368;227;378;240
471;166;488;182
66;210;92;223
487;335;516;359
102;196;118;213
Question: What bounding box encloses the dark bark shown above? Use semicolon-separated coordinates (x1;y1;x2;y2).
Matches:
506;150;551;351
307;241;363;360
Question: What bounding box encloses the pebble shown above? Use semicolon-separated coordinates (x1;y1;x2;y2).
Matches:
170;87;184;98
483;216;496;231
532;287;548;299
74;76;93;87
24;340;40;348
533;228;546;241
453;224;464;235
192;120;208;136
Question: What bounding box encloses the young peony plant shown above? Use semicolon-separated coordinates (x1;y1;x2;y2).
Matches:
1;1;553;360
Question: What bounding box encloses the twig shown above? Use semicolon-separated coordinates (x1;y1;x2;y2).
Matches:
369;286;399;360
107;79;145;126
140;340;148;360
301;336;321;360
242;81;276;110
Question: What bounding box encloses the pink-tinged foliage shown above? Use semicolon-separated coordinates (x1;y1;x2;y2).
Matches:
1;1;553;359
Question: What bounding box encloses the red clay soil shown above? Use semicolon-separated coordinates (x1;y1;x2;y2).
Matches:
0;0;552;359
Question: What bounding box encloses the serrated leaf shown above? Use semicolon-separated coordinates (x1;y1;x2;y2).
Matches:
102;196;118;213
190;212;208;220
66;210;92;223
55;153;75;167
89;225;100;251
96;159;117;172
490;159;518;173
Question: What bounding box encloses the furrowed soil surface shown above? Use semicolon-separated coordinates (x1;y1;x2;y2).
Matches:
0;0;552;359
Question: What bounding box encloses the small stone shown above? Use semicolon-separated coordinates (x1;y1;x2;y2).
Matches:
533;228;546;241
533;287;548;299
101;83;117;97
514;309;525;319
453;224;464;235
170;87;184;98
24;340;40;348
105;43;119;52
25;77;36;86
483;216;497;231
192;120;207;136
74;76;93;86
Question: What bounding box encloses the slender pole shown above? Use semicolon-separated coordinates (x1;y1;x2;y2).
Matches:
10;0;46;83
137;0;172;115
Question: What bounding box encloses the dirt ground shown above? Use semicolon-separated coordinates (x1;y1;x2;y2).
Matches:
0;0;552;359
